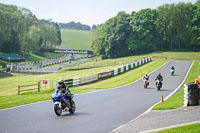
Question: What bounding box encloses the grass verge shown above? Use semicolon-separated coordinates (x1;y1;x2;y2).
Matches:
153;61;200;110
154;123;200;133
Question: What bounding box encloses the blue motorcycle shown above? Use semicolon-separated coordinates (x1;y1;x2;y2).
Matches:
51;90;76;116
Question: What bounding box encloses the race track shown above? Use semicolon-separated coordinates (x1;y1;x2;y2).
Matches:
0;61;193;133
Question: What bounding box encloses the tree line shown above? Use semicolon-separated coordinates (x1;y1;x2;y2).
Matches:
59;21;91;30
0;3;62;56
59;21;102;30
92;1;200;59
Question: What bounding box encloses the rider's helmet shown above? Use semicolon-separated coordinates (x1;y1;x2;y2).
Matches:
58;79;65;86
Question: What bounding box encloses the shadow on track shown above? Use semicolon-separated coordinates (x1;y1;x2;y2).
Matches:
62;112;92;117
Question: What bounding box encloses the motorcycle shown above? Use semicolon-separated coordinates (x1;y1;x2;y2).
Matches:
170;69;175;76
143;79;149;88
155;79;162;91
51;90;76;116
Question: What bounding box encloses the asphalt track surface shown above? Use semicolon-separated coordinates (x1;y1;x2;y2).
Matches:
0;61;193;133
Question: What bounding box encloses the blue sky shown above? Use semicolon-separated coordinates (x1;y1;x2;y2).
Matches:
0;0;197;26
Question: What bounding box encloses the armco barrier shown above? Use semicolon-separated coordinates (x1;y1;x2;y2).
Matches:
62;57;152;87
73;78;80;86
98;72;110;79
64;79;73;87
110;70;114;77
80;74;98;84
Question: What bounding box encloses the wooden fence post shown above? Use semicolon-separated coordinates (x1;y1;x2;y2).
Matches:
38;82;40;92
18;85;20;95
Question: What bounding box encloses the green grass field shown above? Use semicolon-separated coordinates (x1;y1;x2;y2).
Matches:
154;123;200;133
61;29;92;50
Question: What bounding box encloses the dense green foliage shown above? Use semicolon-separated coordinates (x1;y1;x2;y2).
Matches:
92;1;200;58
59;21;91;30
0;3;62;56
92;11;132;59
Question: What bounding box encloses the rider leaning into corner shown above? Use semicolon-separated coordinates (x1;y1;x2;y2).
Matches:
57;79;73;106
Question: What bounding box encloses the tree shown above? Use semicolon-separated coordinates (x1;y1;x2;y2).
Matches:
41;23;59;47
92;11;131;58
191;5;200;49
195;0;200;7
92;25;97;30
55;23;62;45
156;3;196;51
0;2;62;55
20;25;41;55
129;8;160;53
59;21;91;30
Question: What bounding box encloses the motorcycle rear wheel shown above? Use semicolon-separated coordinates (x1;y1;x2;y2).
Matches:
54;105;62;116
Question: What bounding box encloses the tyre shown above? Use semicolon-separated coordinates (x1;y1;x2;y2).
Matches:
157;84;161;91
54;105;62;116
69;100;76;114
144;83;146;88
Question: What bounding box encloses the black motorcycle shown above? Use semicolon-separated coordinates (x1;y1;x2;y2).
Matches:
143;79;149;88
155;79;162;91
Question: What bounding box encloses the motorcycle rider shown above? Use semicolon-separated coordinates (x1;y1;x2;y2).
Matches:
143;73;149;88
155;73;163;86
57;79;73;106
143;73;149;82
171;66;175;71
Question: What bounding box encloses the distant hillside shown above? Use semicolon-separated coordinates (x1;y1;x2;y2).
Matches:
61;29;92;50
59;21;91;30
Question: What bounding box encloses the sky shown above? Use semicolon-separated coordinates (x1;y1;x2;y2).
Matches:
0;0;197;27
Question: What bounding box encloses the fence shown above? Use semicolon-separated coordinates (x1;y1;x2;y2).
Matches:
63;57;152;87
18;79;54;94
18;82;40;95
7;54;81;72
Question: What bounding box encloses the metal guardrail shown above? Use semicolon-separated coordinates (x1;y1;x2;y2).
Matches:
63;57;152;87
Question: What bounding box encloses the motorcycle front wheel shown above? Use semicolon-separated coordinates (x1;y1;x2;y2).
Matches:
54;104;62;116
69;100;76;114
